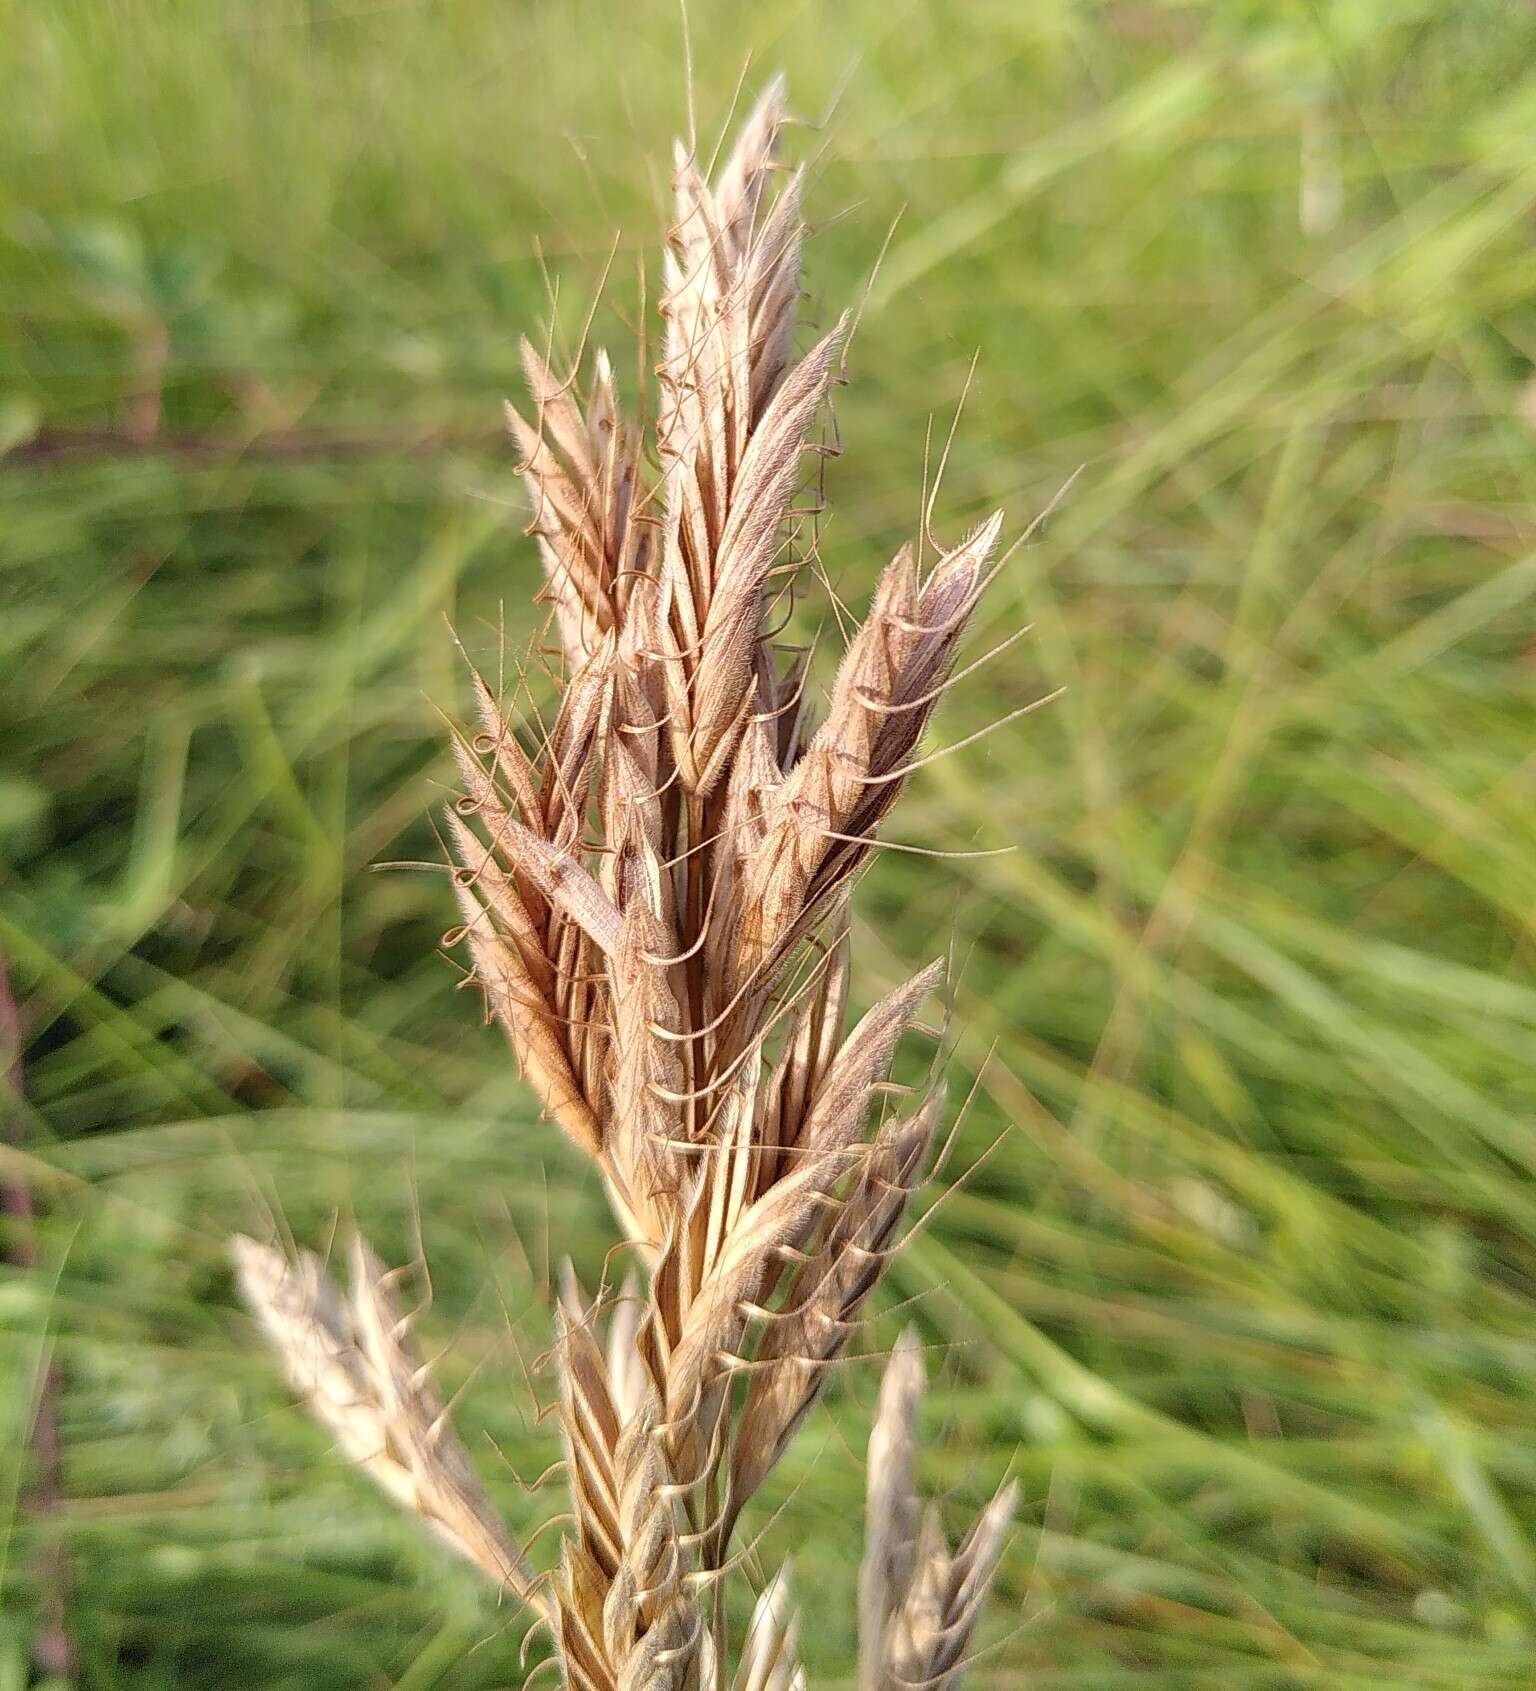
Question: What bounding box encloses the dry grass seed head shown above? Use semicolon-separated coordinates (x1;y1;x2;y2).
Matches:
235;76;1023;1691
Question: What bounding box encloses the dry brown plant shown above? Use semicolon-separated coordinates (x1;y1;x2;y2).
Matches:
235;79;1020;1691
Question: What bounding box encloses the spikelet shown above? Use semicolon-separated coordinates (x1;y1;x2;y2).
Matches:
554;1270;704;1691
230;1235;545;1612
858;1332;1018;1691
234;81;1028;1691
734;1565;805;1691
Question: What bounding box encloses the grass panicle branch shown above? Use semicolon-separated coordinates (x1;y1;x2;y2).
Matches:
234;80;1018;1691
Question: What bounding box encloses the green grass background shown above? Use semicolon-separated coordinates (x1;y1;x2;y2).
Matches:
4;2;1536;1686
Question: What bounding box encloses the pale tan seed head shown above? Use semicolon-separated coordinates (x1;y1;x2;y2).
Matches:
235;78;1026;1691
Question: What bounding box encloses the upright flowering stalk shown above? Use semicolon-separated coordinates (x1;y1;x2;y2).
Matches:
236;81;1018;1691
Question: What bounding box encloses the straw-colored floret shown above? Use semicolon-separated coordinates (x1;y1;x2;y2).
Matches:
233;78;1019;1691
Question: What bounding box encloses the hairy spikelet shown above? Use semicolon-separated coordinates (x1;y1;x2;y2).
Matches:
858;1333;1018;1691
234;82;1028;1691
230;1235;544;1611
722;1093;943;1546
